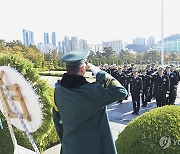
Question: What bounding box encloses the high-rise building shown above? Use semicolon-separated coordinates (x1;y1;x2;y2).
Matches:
36;42;43;52
58;41;63;52
62;40;65;52
43;44;52;53
111;40;123;54
23;29;29;46
23;29;34;46
133;37;146;46
79;39;88;50
71;36;78;51
52;32;56;47
62;36;71;53
147;36;155;47
102;41;110;48
44;32;49;45
61;36;87;53
29;31;34;45
88;44;103;53
102;40;124;54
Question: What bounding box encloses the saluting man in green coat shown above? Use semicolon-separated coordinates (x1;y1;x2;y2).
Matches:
53;50;128;154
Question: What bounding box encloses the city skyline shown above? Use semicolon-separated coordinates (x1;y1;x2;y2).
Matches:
2;28;179;46
23;29;156;45
0;0;180;44
23;29;180;53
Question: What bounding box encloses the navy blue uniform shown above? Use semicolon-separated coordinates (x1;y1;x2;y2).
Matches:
153;74;170;107
122;69;131;99
151;68;157;73
146;69;153;76
116;72;128;87
165;72;178;105
173;70;180;83
146;69;154;101
111;68;118;78
150;68;158;99
103;68;111;75
140;74;151;106
128;67;136;73
129;76;142;114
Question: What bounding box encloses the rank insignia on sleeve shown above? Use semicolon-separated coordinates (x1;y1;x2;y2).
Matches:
111;80;121;86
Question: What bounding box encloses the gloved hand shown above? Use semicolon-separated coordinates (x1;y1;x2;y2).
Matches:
166;94;169;98
87;63;101;76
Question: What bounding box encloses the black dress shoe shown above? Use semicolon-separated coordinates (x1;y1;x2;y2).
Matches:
117;100;122;104
141;105;147;107
132;111;136;114
124;96;128;100
147;99;151;102
136;112;139;115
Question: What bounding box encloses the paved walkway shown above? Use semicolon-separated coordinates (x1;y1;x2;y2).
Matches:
42;76;180;154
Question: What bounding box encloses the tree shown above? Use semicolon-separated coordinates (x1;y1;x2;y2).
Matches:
29;44;41;53
0;40;8;53
23;48;44;68
103;46;115;58
88;51;95;59
170;51;178;62
0;39;5;44
135;51;144;64
145;49;161;63
44;50;61;69
119;50;134;64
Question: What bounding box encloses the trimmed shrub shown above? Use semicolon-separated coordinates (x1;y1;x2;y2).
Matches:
116;105;180;154
0;54;59;153
39;72;63;77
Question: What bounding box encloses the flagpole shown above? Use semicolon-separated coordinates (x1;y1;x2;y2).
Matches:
161;0;164;66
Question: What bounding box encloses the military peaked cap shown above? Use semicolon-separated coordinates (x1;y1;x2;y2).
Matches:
61;50;89;65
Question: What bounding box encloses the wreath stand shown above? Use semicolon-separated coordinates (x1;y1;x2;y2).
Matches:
0;67;42;154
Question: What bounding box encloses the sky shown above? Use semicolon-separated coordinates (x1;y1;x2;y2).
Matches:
0;0;180;44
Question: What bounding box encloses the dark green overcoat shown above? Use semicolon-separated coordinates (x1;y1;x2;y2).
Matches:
54;71;127;154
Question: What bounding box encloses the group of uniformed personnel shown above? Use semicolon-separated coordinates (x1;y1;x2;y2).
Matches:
52;49;179;153
102;63;180;115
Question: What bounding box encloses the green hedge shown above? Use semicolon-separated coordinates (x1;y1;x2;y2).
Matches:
39;72;63;77
116;105;180;154
0;54;59;153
